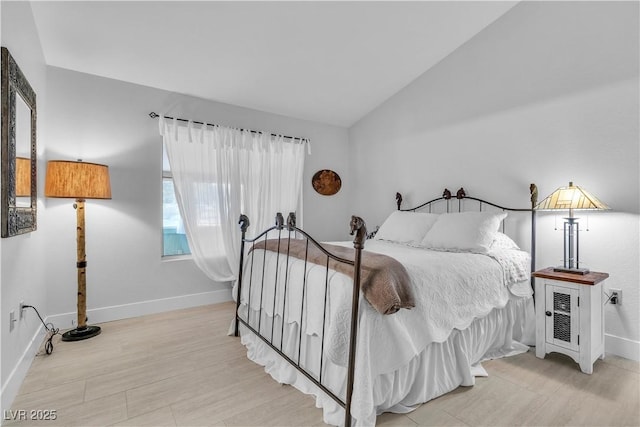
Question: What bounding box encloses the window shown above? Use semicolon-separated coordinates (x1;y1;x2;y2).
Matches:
162;145;191;257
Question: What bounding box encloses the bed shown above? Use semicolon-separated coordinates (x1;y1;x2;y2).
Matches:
233;186;538;426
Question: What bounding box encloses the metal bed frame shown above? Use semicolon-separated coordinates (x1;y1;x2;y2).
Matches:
234;185;538;427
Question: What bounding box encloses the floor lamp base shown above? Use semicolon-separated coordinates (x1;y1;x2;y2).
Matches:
61;325;101;341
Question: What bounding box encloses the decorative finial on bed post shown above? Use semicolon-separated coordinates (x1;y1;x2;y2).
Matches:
530;183;538;208
350;216;367;249
396;192;403;210
456;188;466;199
443;188;452;200
275;212;284;230
238;214;250;233
286;212;296;230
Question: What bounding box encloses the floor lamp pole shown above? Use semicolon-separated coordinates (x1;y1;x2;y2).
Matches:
61;199;101;341
76;199;87;328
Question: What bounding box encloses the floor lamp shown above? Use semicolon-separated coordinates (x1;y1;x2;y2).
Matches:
45;160;111;341
536;181;609;275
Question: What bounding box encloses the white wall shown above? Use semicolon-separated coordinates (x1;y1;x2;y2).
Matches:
0;1;49;414
349;1;639;359
43;67;351;328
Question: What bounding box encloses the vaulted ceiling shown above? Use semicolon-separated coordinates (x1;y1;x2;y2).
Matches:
30;1;517;127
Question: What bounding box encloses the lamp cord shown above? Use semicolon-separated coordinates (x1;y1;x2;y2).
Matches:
22;305;60;355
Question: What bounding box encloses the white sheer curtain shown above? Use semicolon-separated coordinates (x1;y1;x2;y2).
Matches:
160;117;307;282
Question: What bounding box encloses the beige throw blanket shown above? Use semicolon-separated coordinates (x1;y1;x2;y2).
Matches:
251;239;415;315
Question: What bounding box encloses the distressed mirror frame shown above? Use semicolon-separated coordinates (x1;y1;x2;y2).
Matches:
1;47;37;237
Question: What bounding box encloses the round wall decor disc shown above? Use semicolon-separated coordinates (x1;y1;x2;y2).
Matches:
312;169;341;196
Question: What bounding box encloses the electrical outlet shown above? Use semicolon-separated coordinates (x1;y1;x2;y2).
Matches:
19;301;25;319
9;310;16;332
611;288;622;305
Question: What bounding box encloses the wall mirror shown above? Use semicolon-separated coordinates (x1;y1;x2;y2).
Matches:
1;47;37;237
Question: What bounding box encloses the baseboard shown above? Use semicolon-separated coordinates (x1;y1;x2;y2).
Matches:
1;323;46;422
47;289;232;329
606;333;640;362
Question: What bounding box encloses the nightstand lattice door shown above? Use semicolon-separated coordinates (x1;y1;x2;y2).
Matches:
545;284;579;352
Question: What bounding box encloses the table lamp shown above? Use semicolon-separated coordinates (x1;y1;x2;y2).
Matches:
45;160;111;341
536;181;609;275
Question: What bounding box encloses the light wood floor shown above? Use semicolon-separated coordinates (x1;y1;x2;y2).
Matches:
7;302;639;427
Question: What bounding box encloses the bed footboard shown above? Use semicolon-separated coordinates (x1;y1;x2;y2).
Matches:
234;212;366;427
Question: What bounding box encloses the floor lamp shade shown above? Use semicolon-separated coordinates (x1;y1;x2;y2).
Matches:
535;182;609;274
45;160;111;199
45;160;111;341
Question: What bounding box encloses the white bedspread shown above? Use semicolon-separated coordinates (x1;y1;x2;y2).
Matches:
237;240;531;371
235;240;532;424
325;241;531;374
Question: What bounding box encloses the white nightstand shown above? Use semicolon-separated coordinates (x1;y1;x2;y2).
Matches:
533;268;609;374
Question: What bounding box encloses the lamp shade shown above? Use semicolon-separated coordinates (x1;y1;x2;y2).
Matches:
45;160;111;199
535;182;609;211
15;156;31;197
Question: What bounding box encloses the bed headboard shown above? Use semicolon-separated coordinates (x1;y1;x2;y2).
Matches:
395;185;538;292
396;185;537;213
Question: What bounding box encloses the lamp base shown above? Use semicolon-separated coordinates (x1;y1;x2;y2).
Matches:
553;266;590;275
61;325;101;341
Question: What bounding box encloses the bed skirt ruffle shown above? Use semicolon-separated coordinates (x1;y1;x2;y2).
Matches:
239;293;534;426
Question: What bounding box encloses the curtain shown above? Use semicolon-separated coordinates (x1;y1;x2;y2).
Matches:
160;117;307;283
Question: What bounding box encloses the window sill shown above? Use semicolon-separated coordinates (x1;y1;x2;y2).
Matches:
161;254;193;262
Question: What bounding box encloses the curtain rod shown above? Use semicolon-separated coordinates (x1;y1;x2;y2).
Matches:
149;112;308;142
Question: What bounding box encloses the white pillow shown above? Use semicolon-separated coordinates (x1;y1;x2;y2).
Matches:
420;211;507;253
491;232;520;250
374;211;440;245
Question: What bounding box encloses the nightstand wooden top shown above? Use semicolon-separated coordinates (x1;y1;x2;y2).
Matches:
533;267;609;285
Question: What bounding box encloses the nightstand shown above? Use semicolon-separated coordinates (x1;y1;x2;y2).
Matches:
533;267;609;374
